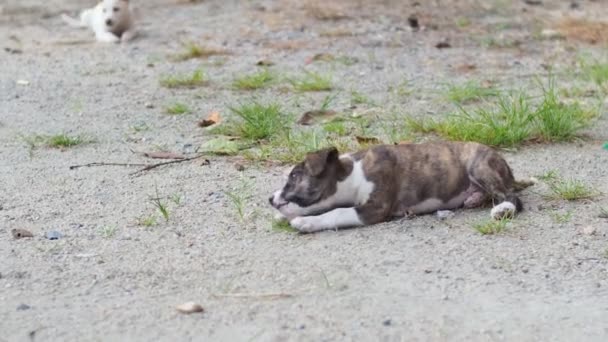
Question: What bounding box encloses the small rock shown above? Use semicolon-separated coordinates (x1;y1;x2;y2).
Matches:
435;39;451;49
382;319;392;326
45;230;62;240
436;210;454;220
234;162;245;171
407;15;419;31
145;103;154;109
176;301;204;314
16;304;31;311
11;229;34;239
523;0;542;5
16;79;29;85
582;226;596;236
569;2;579;9
256;59;274;66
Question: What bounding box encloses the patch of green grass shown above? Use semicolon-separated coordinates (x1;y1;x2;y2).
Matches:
290;71;333;92
46;134;91;148
455;17;471;28
228;101;286;140
534;79;595;142
599;205;608;219
550;210;573;223
159;69;206;88
172;42;227;61
170;194;182;205
130;123;150;133
537;169;559;182
579;57;608;89
224;177;254;222
545;178;598;201
323;120;349;136
266;130;353;164
408;94;533;147
350;90;375;106
474;218;510;235
151;186;170;222
479;36;520;49
232;69;274;90
137;216;157;227
408;79;597;147
445;81;499;104
99;225;117;238
272;219;297;232
165;102;191;115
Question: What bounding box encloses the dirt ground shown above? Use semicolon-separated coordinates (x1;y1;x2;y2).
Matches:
1;0;608;341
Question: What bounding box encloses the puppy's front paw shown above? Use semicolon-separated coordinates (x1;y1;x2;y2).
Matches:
491;201;516;220
290;216;320;233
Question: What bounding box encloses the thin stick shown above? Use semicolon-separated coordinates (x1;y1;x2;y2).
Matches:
69;162;148;170
129;155;208;175
211;292;294;300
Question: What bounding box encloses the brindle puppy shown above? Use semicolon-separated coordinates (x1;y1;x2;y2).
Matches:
270;142;533;233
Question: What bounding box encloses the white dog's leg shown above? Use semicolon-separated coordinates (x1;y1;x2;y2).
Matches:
95;30;120;43
121;28;137;43
290;208;363;233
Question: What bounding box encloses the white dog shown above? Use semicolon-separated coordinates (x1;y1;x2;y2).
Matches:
61;0;136;43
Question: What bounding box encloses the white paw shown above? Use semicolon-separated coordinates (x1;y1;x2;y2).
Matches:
290;216;320;233
491;202;516;220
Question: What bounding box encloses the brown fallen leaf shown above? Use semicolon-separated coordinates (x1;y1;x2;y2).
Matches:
556;18;608;45
198;111;221;127
142;151;186;160
176;302;204;314
355;136;381;145
455;63;476;73
12;229;34;239
306;53;335;64
435;40;451;49
297;110;337;125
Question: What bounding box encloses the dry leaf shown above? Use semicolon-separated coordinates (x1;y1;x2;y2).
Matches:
556;18;608;44
142;151;186;160
455;63;476;73
12;229;34;239
176;302;204;314
297;110;337;125
306;53;335;64
355;136;380;145
198;111;221;127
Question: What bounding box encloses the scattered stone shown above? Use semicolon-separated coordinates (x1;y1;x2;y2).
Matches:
435;39;451;49
45;230;62;240
16;79;29;85
540;29;564;40
582;225;597;236
4;47;23;54
523;0;542;5
407;15;419;31
16;304;31;311
234;162;245;172
569;2;579;9
436;210;454;220
382;319;392;326
145;103;154;109
11;229;34;239
176;301;204;314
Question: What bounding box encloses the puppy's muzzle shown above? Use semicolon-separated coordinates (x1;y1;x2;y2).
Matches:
106;19;113;26
269;190;288;209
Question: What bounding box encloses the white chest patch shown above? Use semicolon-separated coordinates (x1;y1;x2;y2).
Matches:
334;158;374;206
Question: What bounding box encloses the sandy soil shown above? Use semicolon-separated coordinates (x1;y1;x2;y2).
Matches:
1;0;608;341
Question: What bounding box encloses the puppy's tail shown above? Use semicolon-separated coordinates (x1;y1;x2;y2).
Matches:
513;178;536;192
61;13;86;28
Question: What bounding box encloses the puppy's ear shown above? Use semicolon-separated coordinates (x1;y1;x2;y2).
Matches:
304;147;339;176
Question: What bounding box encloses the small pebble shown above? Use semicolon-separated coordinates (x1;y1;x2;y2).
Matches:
45;230;62;240
582;226;596;236
16;304;31;311
436;210;454;220
435;39;451;49
145;103;154;109
382;319;392;326
540;29;564;40
234;162;245;171
11;228;34;239
176;301;204;314
407;15;419;31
